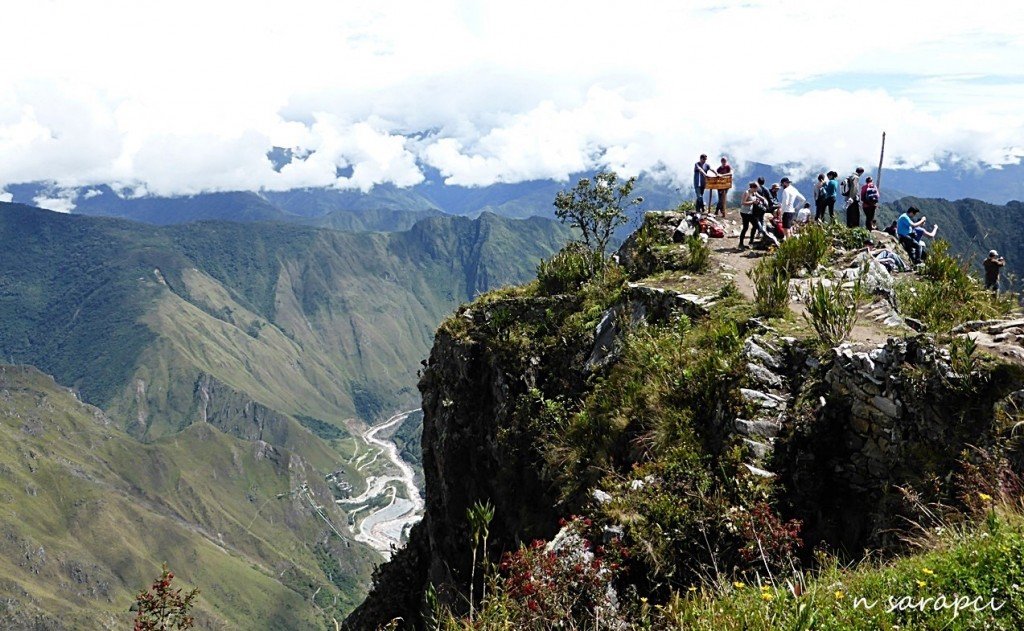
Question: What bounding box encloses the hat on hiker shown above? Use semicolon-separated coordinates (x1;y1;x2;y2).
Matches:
990;250;1000;258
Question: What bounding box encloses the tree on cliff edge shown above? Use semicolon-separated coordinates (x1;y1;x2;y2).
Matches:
553;171;643;257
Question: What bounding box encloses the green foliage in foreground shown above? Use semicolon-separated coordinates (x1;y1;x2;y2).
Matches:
624;218;711;280
804;276;861;347
773;223;832;277
896;240;1016;333
432;505;1024;630
656;506;1024;631
537;242;606;294
749;257;790;318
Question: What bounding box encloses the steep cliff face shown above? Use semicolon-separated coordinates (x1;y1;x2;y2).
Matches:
346;292;595;628
347;212;1024;629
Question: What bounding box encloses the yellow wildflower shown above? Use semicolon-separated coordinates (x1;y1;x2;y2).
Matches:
834;590;845;600
761;592;774;602
733;581;745;589
916;580;927;588
688;586;698;592
921;568;934;576
978;492;993;502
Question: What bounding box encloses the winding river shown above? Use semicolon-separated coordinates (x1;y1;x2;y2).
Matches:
336;408;423;558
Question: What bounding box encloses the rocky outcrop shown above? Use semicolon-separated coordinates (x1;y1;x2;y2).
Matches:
777;334;1024;551
349;211;1024;629
347;297;588;628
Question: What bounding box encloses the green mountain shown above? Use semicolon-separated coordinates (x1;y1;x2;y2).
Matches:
0;202;572;627
0;203;571;437
885;197;1024;280
0;364;375;629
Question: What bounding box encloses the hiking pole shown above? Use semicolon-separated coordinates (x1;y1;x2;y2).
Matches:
876;131;886;190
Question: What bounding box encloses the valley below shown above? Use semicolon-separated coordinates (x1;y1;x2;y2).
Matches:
337;409;425;558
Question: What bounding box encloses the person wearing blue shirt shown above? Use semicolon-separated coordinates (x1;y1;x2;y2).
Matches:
897;206;927;265
693;154;715;211
823;171;840;222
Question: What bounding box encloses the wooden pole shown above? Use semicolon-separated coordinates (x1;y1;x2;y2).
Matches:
876;131;886;189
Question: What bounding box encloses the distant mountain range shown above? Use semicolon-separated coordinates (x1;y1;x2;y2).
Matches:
0;203;571;432
7;159;1021;229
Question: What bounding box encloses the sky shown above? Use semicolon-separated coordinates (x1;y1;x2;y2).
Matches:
1;0;1023;210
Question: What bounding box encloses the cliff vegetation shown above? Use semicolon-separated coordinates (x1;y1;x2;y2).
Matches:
348;208;1024;630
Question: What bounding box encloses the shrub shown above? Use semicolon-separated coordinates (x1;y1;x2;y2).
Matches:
718;279;741;299
749;258;790;318
823;222;872;250
434;517;626;630
803;277;861;347
132;564;199;631
737;502;804;571
774;223;831;276
685;234;711;273
895;240;1015;333
626;224;709;279
537;242;605;294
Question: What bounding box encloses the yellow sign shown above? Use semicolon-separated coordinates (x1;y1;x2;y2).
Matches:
706;173;732;191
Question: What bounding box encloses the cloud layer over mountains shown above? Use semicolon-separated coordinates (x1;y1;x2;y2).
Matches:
2;0;1023;210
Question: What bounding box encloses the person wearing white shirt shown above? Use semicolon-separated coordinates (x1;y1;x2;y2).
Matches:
777;177;806;240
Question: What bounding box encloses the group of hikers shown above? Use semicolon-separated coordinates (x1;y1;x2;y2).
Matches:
692;154;1007;289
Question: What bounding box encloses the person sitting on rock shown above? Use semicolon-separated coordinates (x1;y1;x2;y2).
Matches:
896;206;927;265
912;223;938;261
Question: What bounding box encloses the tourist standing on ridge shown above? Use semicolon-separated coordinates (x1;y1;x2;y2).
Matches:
756;177;776;215
740;181;778;249
823;171;840;222
842;166;865;228
694;154;715;211
813;173;827;222
984;250;1006;291
777;177;806;240
715;156;732;217
896;206;927;265
860;176;880;230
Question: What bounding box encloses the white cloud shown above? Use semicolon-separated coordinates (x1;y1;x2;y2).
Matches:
33;189;78;213
0;0;1021;204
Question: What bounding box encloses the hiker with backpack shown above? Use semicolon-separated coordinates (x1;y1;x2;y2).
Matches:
740;181;779;249
757;177;778;215
841;167;865;228
813;173;827;222
860;176;880;230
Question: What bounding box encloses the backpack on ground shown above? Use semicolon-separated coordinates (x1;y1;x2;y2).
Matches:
863;185;880;204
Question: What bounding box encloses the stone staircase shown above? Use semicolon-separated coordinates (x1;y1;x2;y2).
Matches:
732;333;795;478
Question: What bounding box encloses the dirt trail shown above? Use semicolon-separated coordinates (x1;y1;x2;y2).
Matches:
650;212;901;347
